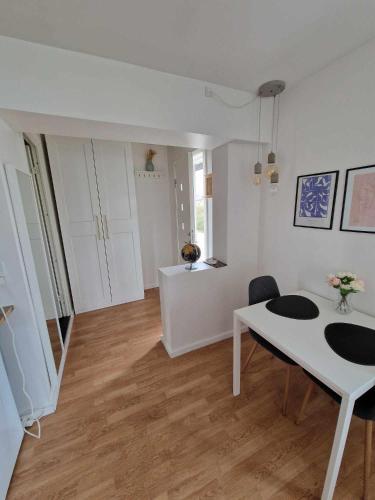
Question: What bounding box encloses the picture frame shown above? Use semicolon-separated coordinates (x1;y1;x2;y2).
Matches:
340;164;375;234
293;170;339;230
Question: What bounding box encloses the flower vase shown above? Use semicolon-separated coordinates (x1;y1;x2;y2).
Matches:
335;293;352;314
145;160;155;172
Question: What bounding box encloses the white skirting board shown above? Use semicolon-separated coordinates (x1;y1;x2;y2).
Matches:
161;326;248;358
144;283;158;290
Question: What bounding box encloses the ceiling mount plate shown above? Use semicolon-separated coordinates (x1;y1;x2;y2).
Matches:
258;80;286;97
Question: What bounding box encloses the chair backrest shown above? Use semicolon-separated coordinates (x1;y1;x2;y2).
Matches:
249;275;280;306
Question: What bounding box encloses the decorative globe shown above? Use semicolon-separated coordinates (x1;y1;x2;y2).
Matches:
181;243;201;270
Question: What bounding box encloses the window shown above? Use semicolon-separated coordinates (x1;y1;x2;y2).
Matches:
190;150;212;261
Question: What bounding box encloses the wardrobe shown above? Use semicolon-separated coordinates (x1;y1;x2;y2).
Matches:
46;137;144;313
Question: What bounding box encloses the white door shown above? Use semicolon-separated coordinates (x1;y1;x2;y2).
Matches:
46;136;111;313
93;140;144;305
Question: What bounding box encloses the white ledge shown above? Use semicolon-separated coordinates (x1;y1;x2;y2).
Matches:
159;262;214;277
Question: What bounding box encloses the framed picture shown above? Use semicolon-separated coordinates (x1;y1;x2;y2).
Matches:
340;164;375;234
293;170;339;229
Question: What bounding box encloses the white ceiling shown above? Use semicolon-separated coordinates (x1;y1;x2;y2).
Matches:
0;0;375;91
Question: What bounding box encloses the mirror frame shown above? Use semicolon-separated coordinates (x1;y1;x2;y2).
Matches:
4;163;62;391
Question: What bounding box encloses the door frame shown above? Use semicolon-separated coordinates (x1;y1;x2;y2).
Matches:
24;135;74;318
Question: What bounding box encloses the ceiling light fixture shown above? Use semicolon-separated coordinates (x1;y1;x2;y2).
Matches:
253;80;285;192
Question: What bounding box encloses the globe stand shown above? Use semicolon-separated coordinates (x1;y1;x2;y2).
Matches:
185;263;198;271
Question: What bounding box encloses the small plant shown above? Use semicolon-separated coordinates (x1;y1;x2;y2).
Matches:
146;149;156;162
145;149;157;172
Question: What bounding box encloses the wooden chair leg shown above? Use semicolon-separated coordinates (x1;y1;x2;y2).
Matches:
282;365;291;416
295;379;314;424
242;342;257;373
363;420;373;500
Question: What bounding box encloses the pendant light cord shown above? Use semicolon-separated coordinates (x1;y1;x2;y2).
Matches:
208;89;257;109
257;96;262;162
275;94;280;154
271;95;276;152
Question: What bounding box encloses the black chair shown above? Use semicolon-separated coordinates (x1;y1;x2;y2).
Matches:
296;370;375;499
242;276;297;415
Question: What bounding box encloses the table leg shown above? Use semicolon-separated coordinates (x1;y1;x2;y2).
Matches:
321;396;354;500
233;314;242;396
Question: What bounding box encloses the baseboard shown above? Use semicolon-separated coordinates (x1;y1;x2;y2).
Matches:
144;283;158;290
161;328;247;358
160;336;174;357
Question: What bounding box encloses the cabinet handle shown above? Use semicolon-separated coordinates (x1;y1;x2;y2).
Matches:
104;215;110;239
95;215;102;240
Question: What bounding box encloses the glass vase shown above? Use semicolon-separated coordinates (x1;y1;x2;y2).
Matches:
335;293;352;314
145;160;155;172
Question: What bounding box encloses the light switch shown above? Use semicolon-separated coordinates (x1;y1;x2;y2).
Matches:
0;262;6;286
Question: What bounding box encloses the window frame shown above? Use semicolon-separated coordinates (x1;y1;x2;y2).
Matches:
189;149;212;260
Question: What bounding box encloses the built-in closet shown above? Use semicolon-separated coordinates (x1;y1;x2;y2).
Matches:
46;137;144;313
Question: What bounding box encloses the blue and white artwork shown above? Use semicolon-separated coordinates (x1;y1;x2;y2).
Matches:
299;174;332;218
294;170;339;229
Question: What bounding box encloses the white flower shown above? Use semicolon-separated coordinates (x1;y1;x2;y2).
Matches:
351;279;365;292
340;284;352;290
336;271;356;279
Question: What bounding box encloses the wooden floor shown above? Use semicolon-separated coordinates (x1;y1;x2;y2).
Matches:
8;289;373;499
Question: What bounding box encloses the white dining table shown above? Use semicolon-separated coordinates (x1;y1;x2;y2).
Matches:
232;290;375;500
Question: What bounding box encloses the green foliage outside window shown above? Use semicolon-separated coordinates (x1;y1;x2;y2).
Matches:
195;201;205;233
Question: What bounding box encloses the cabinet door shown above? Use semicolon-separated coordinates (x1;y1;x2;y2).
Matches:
46;136;111;313
93;140;144;305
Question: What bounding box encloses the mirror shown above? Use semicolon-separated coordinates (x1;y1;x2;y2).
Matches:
16;170;63;371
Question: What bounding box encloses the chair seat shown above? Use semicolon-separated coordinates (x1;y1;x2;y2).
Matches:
250;330;297;365
303;370;375;421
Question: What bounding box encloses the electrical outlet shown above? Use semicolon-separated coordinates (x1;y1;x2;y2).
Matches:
205;87;213;98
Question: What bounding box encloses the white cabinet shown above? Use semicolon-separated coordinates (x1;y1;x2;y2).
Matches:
46;136;144;313
93;140;144;305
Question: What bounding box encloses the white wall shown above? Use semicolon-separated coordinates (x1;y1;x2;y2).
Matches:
0;118;51;415
0;36;272;145
213;142;261;270
159;142;261;356
227;143;261;269
1;109;229;151
212;144;228;263
259;37;375;315
133;143;175;288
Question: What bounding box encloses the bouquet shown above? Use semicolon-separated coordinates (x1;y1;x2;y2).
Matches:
327;272;364;314
327;272;365;296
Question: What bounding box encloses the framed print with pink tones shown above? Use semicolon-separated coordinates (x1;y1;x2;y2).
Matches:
340;165;375;233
